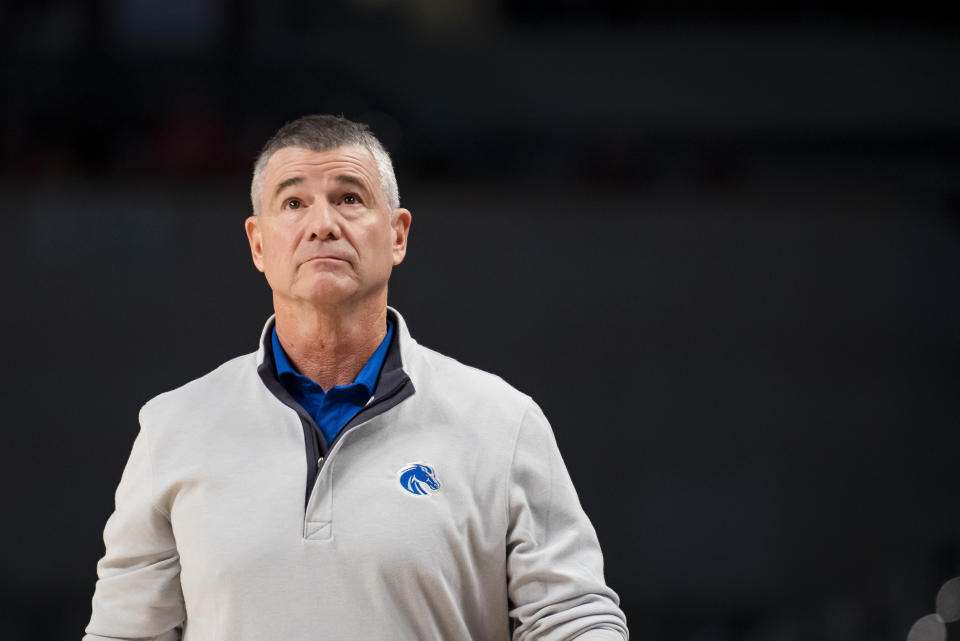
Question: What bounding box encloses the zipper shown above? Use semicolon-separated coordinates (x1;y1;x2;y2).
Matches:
304;417;374;531
304;376;414;529
310;414;374;492
310;378;408;485
255;318;414;531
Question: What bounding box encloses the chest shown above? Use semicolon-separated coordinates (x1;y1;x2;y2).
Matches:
168;409;511;594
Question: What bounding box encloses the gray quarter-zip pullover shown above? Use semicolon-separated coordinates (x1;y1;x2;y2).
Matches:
84;308;628;641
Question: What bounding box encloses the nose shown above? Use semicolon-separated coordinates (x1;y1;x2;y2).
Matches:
307;199;341;241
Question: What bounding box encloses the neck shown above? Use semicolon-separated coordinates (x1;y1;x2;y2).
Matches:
272;293;389;391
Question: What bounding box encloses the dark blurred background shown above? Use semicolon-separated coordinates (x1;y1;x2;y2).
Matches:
2;1;959;639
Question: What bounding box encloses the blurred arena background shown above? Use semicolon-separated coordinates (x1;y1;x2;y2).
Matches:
1;1;959;639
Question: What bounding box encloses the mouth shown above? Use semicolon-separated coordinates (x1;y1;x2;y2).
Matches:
302;255;349;265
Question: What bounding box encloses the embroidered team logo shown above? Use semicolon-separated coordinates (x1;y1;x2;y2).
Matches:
398;463;440;495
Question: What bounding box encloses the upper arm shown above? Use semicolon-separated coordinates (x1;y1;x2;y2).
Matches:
84;421;185;641
506;401;629;641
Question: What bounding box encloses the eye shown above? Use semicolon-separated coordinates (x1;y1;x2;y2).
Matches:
283;197;303;210
341;193;362;205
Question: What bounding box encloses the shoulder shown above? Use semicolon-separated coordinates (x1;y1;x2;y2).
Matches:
405;341;534;421
139;351;260;426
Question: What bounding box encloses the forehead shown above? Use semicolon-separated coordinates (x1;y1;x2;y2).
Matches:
262;145;380;187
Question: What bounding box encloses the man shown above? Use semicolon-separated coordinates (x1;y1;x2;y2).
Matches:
84;115;628;640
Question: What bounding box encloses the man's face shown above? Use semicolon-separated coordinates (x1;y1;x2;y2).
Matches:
245;145;411;311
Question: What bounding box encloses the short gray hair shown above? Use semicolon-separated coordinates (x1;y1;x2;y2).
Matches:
250;114;400;216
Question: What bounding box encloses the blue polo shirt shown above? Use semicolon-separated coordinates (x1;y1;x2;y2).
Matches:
271;320;394;446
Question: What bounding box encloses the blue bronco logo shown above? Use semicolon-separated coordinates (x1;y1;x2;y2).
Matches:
399;463;440;495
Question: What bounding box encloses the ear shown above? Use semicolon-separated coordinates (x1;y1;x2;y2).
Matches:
245;215;266;272
390;208;412;266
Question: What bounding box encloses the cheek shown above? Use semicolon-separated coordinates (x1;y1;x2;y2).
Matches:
350;226;387;260
260;231;298;276
367;236;397;272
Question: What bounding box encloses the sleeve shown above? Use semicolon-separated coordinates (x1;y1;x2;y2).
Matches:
506;401;629;641
83;416;186;641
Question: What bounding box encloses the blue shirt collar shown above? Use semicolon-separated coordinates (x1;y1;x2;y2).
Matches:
271;319;394;395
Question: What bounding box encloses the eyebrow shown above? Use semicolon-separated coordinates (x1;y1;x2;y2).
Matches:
334;174;371;195
272;173;376;206
274;176;305;199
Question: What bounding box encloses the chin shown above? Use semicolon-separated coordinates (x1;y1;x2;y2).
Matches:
292;276;356;305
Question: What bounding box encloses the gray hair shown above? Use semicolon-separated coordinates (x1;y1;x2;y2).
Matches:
250;114;400;216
